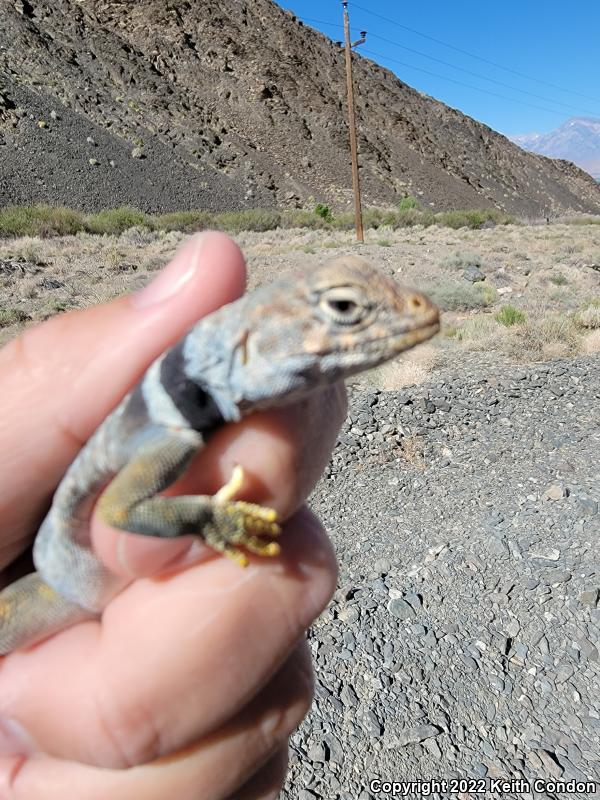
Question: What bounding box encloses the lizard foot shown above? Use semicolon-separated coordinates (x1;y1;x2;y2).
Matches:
206;465;281;567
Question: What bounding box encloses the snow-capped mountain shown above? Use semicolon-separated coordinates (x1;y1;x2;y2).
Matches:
512;117;600;180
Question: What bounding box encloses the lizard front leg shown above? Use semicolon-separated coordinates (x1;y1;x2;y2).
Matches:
96;434;281;567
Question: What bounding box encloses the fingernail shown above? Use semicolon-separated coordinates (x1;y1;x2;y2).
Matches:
0;716;36;756
132;233;206;309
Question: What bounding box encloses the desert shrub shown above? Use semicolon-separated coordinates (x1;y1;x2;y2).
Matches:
512;314;580;360
377;238;392;247
565;216;600;225
363;208;396;229
438;210;478;229
0;205;84;237
427;280;497;311
5;238;47;264
0;307;29;326
398;195;419;211
281;209;327;229
331;212;355;231
212;209;281;232
495;305;526;326
314;203;333;223
435;208;514;229
153;210;214;233
102;247;125;269
550;273;568;286
392;208;429;228
118;226;160;246
85;207;150;235
453;315;504;349
574;300;600;329
440;250;483;269
0;203;516;238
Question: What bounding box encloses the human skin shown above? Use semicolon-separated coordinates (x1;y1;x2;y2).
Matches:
0;232;342;799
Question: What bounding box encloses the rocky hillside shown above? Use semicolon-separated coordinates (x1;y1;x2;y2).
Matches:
1;0;600;216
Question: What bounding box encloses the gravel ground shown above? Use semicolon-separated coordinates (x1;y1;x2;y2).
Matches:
283;356;599;800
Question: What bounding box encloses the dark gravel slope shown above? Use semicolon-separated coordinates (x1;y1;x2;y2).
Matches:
0;76;269;212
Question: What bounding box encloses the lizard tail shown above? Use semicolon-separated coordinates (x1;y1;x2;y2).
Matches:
0;572;95;655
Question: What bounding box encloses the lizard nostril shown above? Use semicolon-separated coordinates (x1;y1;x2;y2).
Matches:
408;295;424;311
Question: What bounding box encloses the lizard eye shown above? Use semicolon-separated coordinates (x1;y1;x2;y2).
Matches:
319;287;368;325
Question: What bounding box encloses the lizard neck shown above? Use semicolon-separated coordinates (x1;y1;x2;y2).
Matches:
157;339;230;430
179;300;323;421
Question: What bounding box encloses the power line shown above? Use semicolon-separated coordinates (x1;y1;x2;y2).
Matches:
300;16;600;116
361;47;571;118
351;3;600;105
366;32;600;116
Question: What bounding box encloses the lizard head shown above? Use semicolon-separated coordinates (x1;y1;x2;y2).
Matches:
229;255;440;411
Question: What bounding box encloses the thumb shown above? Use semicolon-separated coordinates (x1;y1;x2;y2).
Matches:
0;231;246;568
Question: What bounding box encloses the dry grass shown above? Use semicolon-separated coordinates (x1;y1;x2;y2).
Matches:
426;280;497;311
582;330;600;354
2;220;599;381
439;250;483;270
574;301;600;329
511;314;581;361
399;434;426;471
361;344;438;390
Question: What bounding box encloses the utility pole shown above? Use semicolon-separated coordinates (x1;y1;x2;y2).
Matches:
342;1;366;243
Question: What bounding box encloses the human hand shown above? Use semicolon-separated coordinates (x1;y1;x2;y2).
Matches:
0;232;342;799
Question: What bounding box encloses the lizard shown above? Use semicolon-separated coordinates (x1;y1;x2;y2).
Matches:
0;254;439;654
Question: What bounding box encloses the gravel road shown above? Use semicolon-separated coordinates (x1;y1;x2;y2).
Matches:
283;355;599;800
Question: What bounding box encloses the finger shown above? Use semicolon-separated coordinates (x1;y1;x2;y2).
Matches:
0;642;312;800
93;379;347;578
0;232;246;568
0;509;336;767
231;746;290;800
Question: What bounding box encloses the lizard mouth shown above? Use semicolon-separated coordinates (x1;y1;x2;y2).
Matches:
390;320;441;351
357;315;440;356
328;318;440;365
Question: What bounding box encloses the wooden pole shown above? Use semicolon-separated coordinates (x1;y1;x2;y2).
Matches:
342;1;364;243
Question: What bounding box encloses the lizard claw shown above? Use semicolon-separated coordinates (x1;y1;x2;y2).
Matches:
214;464;246;503
206;465;281;565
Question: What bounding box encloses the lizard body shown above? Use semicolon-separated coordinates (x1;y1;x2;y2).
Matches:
0;255;439;654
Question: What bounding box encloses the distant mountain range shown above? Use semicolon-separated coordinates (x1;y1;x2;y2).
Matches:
512;117;600;180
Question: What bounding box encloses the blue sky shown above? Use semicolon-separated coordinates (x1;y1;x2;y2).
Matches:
281;1;600;136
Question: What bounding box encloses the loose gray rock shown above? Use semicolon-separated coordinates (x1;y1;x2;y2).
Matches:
395;724;441;746
463;266;485;282
388;598;416;621
544;483;568;500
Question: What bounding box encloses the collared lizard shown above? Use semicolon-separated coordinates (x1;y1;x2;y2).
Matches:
0;254;439;654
